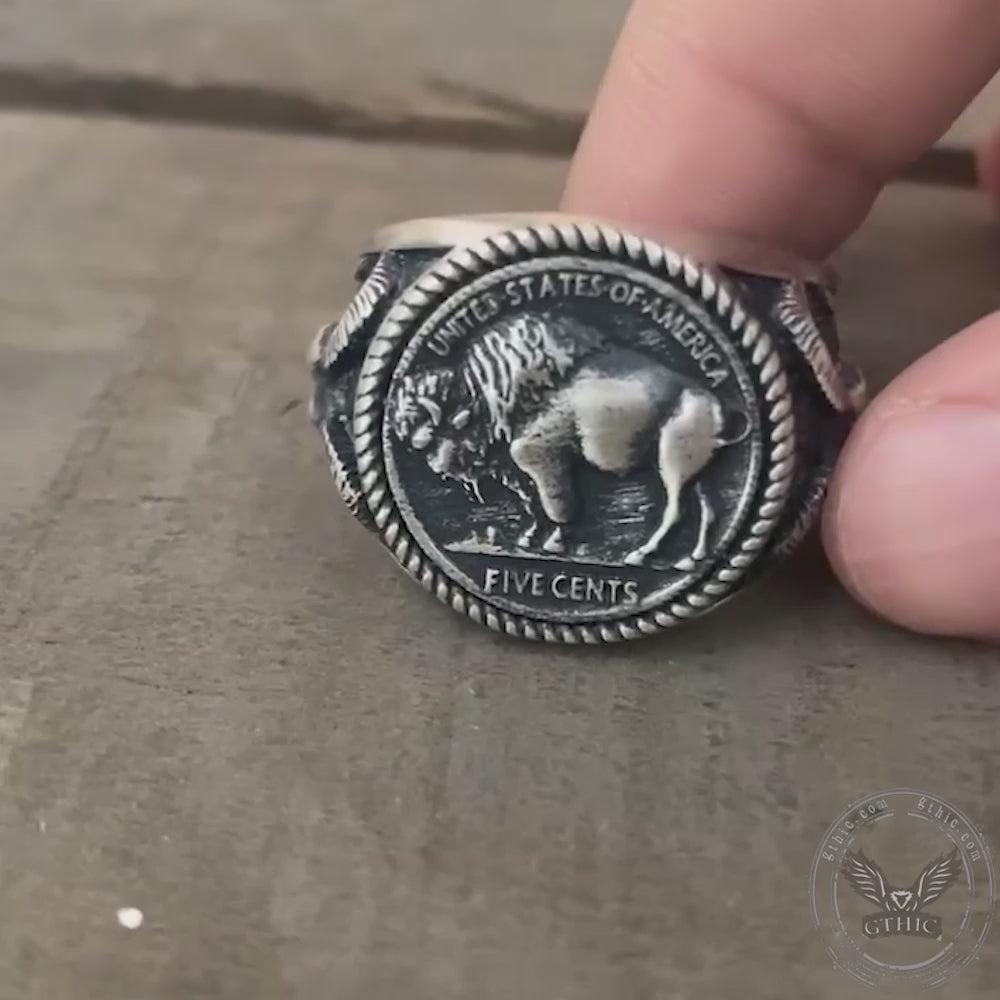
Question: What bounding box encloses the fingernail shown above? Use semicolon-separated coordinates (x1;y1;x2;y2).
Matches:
825;403;1000;637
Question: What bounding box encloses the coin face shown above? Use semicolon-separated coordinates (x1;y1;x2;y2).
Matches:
353;222;797;641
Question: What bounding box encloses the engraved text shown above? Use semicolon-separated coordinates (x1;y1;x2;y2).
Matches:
483;567;640;606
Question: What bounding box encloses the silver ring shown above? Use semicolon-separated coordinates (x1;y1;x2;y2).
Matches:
309;213;865;643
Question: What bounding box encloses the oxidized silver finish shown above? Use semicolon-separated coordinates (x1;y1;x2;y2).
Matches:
309;214;865;642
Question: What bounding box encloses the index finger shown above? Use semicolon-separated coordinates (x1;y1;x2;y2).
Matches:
562;0;1000;273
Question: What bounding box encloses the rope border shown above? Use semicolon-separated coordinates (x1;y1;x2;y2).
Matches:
353;222;797;643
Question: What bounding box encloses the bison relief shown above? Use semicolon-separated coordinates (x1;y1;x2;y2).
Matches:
387;314;749;570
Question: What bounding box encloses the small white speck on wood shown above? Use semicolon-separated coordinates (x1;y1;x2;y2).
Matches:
116;907;144;930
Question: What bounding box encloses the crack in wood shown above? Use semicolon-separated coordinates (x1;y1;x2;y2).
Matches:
0;63;978;187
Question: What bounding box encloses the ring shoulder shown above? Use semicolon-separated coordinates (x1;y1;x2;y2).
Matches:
722;268;866;417
308;246;448;527
721;267;864;560
308;250;402;526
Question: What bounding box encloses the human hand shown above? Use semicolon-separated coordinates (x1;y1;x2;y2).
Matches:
562;0;1000;639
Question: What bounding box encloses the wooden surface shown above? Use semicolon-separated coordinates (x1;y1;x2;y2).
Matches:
0;108;999;999
0;0;624;116
3;0;1000;140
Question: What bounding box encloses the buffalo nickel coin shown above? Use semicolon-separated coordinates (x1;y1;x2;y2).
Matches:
352;221;798;642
